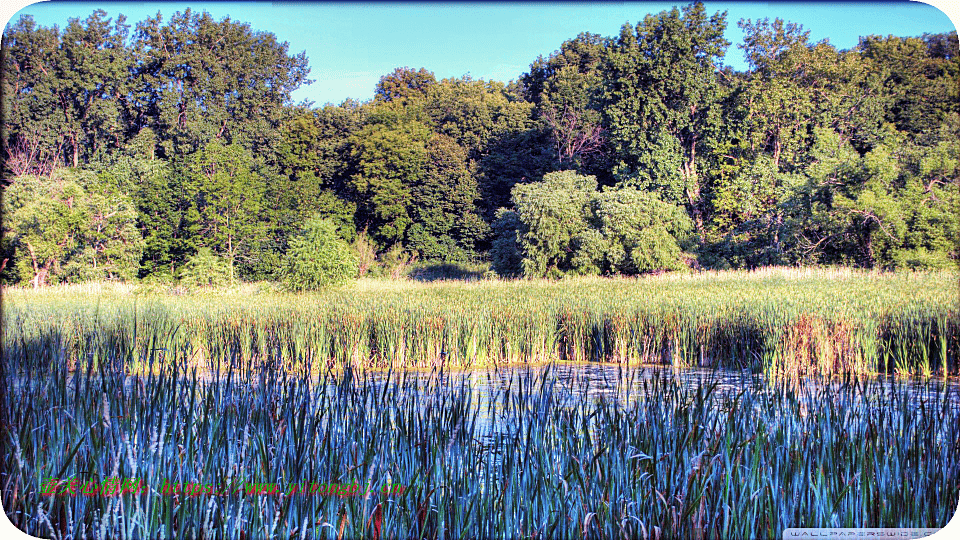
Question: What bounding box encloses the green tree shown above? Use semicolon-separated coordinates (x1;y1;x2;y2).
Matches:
736;18;816;173
281;215;358;290
3;169;142;286
183;141;266;281
771;125;958;270
859;31;959;135
494;171;693;277
593;188;693;274
348;118;431;245
269;102;365;261
3;174;84;286
102;146;186;278
601;2;729;236
407;134;487;261
178;247;231;286
510;170;597;277
523;33;610;175
490;209;525;278
375;67;436;104
4;11;133;171
424;76;532;159
420;76;546;218
131;8;310;156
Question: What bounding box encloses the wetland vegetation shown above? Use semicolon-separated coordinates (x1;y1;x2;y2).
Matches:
3;1;959;537
2;269;959;538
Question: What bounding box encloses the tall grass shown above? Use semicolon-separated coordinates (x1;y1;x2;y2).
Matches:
2;354;958;538
4;268;957;377
3;269;958;537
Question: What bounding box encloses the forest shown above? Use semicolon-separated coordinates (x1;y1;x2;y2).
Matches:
2;2;958;287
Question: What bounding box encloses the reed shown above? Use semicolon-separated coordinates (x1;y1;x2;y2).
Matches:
4;268;957;377
2;353;958;538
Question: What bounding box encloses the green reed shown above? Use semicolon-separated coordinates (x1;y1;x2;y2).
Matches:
3;344;958;538
4;269;957;377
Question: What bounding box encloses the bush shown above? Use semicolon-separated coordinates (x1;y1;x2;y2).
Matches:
380;244;418;280
178;248;232;287
492;171;692;277
282;215;358;290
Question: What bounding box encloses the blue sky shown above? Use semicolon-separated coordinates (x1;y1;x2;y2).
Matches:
4;2;957;107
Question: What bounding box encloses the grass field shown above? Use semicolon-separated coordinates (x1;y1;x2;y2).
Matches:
2;268;959;538
4;268;959;378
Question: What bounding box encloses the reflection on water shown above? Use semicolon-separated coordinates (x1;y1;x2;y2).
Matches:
355;363;960;441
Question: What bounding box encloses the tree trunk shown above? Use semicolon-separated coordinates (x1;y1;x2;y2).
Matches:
227;232;235;283
773;136;782;172
684;138;704;240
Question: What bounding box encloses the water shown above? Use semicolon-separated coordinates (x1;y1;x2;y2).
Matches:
349;363;960;440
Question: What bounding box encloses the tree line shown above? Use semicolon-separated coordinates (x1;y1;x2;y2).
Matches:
2;3;957;287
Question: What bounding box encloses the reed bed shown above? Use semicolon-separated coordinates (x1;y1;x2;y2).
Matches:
2;354;958;538
4;269;958;377
3;269;959;537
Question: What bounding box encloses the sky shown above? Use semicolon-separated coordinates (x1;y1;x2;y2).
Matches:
3;1;958;107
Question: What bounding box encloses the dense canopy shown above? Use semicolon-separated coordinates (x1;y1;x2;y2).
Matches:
3;3;957;286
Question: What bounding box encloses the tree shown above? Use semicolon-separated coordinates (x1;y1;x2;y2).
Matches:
183;141;266;280
421;77;550;217
493;170;693;277
859;31;959;135
601;2;729;236
65;172;144;281
269;102;366;263
131;8;311;157
771;125;958;270
510;170;597;277
490;209;525;278
523;33;610;174
281;215;358;290
736;18;815;173
3;174;84;287
3;169;142;286
178;247;231;286
3;11;133;171
348;117;431;245
407;134;487;261
593;188;692;274
102;144;185;278
375;67;436;104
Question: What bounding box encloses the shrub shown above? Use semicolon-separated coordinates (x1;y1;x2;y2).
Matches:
493;171;692;277
178;247;232;287
282;215;358;290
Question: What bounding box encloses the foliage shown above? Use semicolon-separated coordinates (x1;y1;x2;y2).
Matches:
523;32;610;175
379;244;418;280
2;169;143;286
348;118;430;245
352;228;378;278
178;247;232;287
499;171;692;277
593;188;693;273
490;209;525;278
281;215;358;290
3;11;133;171
375;66;436;104
3;4;958;284
131;8;310;156
407;134;488;261
511;170;597;277
183;141;267;281
601;2;729;235
101;151;183;277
